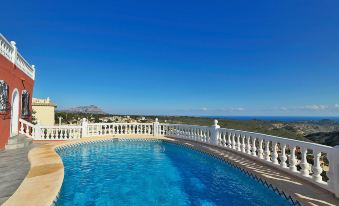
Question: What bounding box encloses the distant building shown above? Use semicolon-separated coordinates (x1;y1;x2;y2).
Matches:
32;97;57;126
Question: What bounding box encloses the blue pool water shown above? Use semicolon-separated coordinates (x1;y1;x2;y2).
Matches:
56;140;293;206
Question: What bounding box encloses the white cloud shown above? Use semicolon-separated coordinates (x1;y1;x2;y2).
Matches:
335;104;339;109
279;107;288;111
302;105;328;111
230;107;245;111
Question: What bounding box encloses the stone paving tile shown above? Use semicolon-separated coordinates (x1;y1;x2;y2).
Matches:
0;144;38;205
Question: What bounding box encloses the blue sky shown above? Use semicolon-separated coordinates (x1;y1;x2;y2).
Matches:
2;0;339;116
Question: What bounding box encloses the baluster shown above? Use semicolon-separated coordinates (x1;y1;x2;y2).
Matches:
198;128;201;141
61;129;65;139
51;129;55;139
72;129;75;139
246;136;251;155
236;134;241;151
258;138;264;159
20;122;24;134
232;133;236;149
227;132;232;148
221;132;226;147
272;142;279;165
264;140;271;161
280;144;288;168
312;150;323;182
48;129;54;139
198;129;203;142
300;147;310;177
252;137;257;156
203;129;207;142
289;145;297;172
241;134;246;153
192;127;197;141
25;125;30;136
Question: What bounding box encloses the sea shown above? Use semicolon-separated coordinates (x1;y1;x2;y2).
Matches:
205;116;339;122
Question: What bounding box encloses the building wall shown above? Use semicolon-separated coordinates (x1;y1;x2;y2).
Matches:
33;103;56;126
0;55;34;150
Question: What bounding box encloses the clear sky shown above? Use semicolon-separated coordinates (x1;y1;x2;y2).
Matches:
2;0;339;116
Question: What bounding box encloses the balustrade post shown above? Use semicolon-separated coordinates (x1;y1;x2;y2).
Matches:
329;145;339;198
210;120;220;145
153;118;159;136
81;118;88;138
34;122;42;140
10;41;17;64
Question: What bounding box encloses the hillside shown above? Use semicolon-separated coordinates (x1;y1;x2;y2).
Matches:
305;131;339;147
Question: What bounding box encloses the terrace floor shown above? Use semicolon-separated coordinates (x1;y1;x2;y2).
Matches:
0;143;39;205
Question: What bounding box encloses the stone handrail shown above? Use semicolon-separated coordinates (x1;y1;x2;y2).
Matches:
19;119;36;138
0;33;35;80
86;122;154;137
18;118;339;198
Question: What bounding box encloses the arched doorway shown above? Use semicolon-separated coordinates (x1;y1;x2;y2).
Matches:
10;89;19;137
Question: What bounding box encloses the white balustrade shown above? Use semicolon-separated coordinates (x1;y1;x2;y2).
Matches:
19;119;36;138
87;123;154;137
17;118;339;197
40;126;82;140
159;122;338;196
0;33;35;80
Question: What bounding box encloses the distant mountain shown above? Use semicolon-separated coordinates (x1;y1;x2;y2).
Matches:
61;105;107;115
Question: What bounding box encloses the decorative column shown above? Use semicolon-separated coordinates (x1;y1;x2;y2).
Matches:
81;118;88;138
210;120;220;145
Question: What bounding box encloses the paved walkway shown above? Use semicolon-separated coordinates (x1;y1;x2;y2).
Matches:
0;144;38;205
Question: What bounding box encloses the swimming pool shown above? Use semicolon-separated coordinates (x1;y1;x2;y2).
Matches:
56;140;294;206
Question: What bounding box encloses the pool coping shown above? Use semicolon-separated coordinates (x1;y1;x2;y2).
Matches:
3;135;339;206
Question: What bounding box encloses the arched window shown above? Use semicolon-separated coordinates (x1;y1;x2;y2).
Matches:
21;90;30;117
0;80;9;113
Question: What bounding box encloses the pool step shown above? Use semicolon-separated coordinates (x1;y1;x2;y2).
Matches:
5;134;33;150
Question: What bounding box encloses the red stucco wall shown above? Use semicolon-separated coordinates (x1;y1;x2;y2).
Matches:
0;55;34;150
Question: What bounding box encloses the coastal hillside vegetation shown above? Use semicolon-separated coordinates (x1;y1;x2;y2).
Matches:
55;111;339;146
